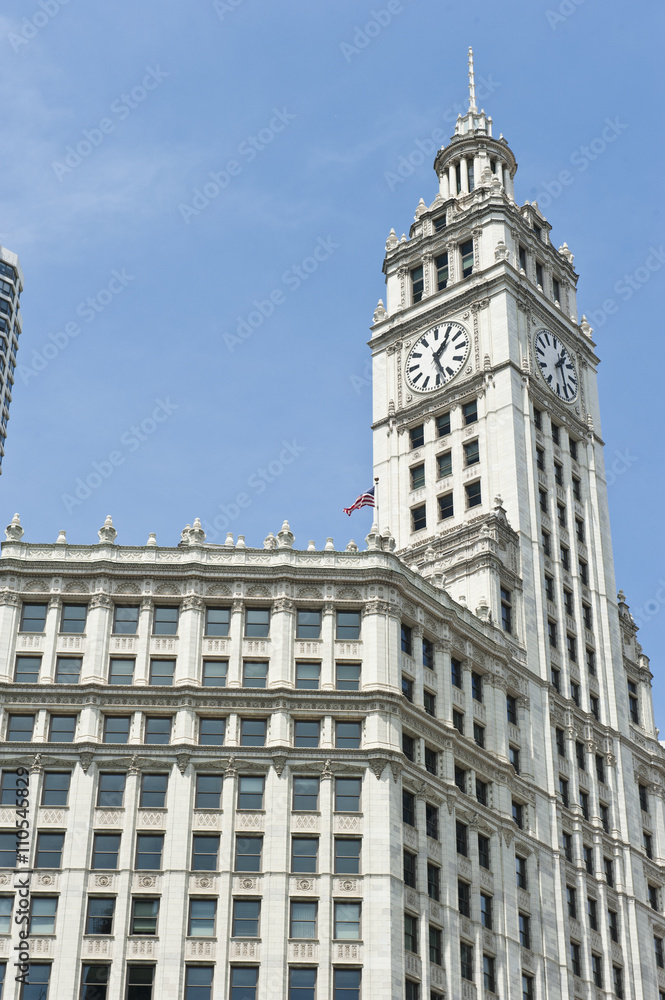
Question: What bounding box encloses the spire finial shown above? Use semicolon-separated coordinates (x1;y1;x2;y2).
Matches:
468;46;477;112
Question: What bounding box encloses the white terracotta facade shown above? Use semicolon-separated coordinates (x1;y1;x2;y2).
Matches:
0;244;22;475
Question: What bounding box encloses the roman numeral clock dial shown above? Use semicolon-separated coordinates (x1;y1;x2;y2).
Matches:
405;322;470;393
534;328;579;402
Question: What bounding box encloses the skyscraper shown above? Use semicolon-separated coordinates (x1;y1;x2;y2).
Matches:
0;244;22;475
0;51;660;1000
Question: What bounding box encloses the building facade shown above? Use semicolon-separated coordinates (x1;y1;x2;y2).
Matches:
0;51;663;1000
0;244;22;474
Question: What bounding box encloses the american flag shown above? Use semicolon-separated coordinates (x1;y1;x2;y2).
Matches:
343;486;375;515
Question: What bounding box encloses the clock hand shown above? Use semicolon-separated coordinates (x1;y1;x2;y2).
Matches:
435;328;450;358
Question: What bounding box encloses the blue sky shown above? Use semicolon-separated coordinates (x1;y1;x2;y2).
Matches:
0;0;663;714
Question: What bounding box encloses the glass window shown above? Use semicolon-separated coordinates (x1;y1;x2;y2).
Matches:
245;607;270;638
424;747;437;775
451;657;462;687
238;776;265;810
519;911;531;948
202;660;227;687
85;897;115;935
456;821;468;856
230;968;257;1000
436;412;450;437
463;399;477;425
204;606;230;637
474;723;485;748
140;774;168;808
464;439;480;466
424;690;436;716
199;718;225;746
333;969;360;1000
335;838;360;875
410;464;425;491
289;967;316;1000
295;720;320;748
460;239;474;278
20;604;47;632
292;837;318;873
232;898;259;937
458;879;470;916
512;801;524;828
0;896;11;933
192;836;219;872
411;265;424;303
483;954;496;993
402;791;415;826
291;900;317;938
293;777;319;811
427;864;440;900
14;657;40;683
460;942;473;980
108;658;134;684
185;965;213;1000
426;803;439;840
404;850;417;888
127;964;155;1000
438;491;454;520
465;480;482;508
243;661;268;688
6;714;34;741
29;896;57;934
144;717;171;745
91;833;119;870
153;606;178;635
453;709;464;734
149;659;175;685
20;964;51;999
296;662;320;689
335;778;361;812
476;776;488;802
429;925;442;964
335;902;360;939
113;605;139;634
235;836;262;872
336;663;360;690
48;715;76;742
480;893;492;928
411;504;427;531
41;773;70;807
189;898;217;936
135;832;165;868
195;775;222;809
409;424;424;449
401;623;413;655
296;609;321;639
240;719;266;746
97;773;126;807
402;678;414;703
336;722;361;749
336;611;361;640
478;835;490;870
60;604;87;633
507;694;518;725
436;252;448;289
54;657;81;684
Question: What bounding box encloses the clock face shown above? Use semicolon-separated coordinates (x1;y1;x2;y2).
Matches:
534;329;579;402
405;322;470;393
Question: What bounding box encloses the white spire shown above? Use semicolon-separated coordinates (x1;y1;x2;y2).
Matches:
468;46;477;112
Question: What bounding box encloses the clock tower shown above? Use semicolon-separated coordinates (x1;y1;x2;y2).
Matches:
370;49;620;707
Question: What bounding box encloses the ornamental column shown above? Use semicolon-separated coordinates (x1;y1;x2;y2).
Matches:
85;594;113;683
176;596;205;685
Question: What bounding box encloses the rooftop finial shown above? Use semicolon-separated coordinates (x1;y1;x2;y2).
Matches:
468;46;477;112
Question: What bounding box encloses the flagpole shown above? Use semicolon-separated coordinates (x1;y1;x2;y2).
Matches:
373;476;379;530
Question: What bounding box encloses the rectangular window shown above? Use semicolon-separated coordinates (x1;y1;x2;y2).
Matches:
127;964;155;999
41;772;70;807
436;412;450;437
579;559;588;585
556;728;565;756
628;680;639;724
48;714;76;742
460;239;474;278
560;545;570;570
501;588;513;633
422;638;434;669
336;610;361;640
424;747;437;775
476;777;488;804
464;439;480;468
15;656;40;683
240;719;266;746
97;773;126;808
551;422;560;445
293;776;319;812
600;804;610;834
519;912;531;949
542;530;551;556
507;694;518;725
509;745;520;774
20;603;47;632
0;835;14;868
204;606;230;637
559;777;569;808
410;464;425;491
465;480;482;508
34;835;62;869
557;503;566;527
411;265;424;303
570;681;580;705
296;662;321;689
29;896;57;934
570;941;581;977
335;902;361;940
145;717;172;745
195;774;222;809
516;855;527;889
238;776;265;810
552;277;561;302
644;831;653;858
113;605;139;634
512;801;524;829
604;857;614;887
153;606;178;635
438;491;454;520
336;778;361;812
639;783;649;813
192;835;220;871
480;892;492;928
185;966;213;1000
135;834;163;870
539;488;548;512
452;709;464;735
458;879;470;916
608;908;618;942
474;723;485;748
409;424;424;449
402;791;415;826
425;804;439;840
456;821;468;856
572;475;581;500
230;968;257;1000
522;974;534;1000
463;400;477;425
53;656;81;684
296;609;321;639
91;833;119;870
411;504;427;531
483;954;496;993
245;607;270;638
6;714;34;741
454;765;467;792
85;896;115;935
590;953;602;988
429;926;442;965
402;678;414;703
563;589;574;615
545;575;554;602
451;657;462;688
656;936;665;969
533;406;542;430
243;661;268;688
433;214;447;232
478;834;490;870
149;659;175;685
587;896;598;929
575;741;586;770
424;690;436;717
403;850;417;888
471;671;483;702
427;864;440;901
108;658;134;684
519;245;527;271
336;721;361;749
294;720;320;748
583;845;593;874
460;942;474;981
202;660;227;687
404;912;418;952
547;620;557;648
232;899;259;937
436;252;449;290
576;518;585;543
21;965;51;997
335;838;360;875
590;695;600;720
140;773;168;808
567;634;577;662
0;896;12;933
290;900;317;939
60;604;86;633
536;446;545;471
401;623;413;655
292;837;318;874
